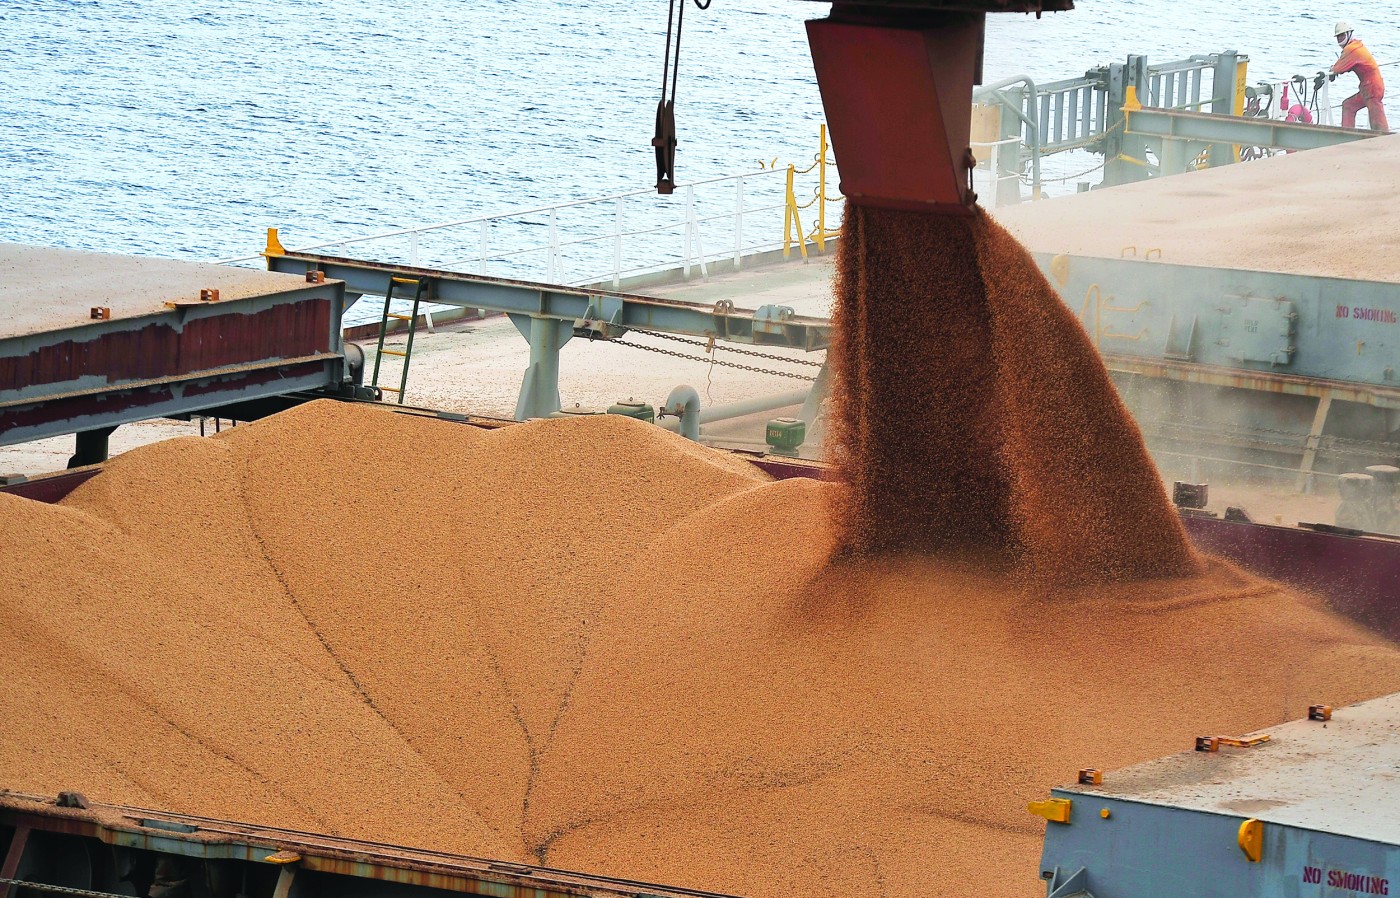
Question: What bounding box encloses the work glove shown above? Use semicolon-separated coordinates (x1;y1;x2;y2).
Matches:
1329;72;1338;82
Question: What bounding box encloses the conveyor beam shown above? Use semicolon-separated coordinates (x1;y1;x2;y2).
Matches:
267;252;832;352
266;251;831;418
1126;106;1378;154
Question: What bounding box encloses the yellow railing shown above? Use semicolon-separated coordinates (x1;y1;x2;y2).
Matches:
784;124;842;259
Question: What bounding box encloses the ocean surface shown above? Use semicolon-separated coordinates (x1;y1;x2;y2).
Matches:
2;0;1397;265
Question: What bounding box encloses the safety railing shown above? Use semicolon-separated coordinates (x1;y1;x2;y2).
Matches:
223;129;842;298
971;136;1029;202
972;52;1246;201
783;124;844;259
1023;56;1223;155
1146;56;1216;110
1031;72;1109;153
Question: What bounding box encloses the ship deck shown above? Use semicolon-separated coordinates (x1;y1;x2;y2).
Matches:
993;133;1400;284
0;244;323;340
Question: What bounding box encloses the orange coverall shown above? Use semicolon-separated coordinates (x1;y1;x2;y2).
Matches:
1333;38;1389;131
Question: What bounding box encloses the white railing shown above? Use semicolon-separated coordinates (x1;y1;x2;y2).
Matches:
222;166;806;292
971;136;1026;206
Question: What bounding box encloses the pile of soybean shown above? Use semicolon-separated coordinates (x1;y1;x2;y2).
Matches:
4;399;1400;898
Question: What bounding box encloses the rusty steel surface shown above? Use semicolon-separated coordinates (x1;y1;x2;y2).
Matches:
0;244;321;340
0;358;338;446
0;301;333;395
0;794;744;898
1103;352;1400;410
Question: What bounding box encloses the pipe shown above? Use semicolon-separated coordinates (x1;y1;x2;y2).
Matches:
698;388;809;424
661;385;702;441
657;387;811;435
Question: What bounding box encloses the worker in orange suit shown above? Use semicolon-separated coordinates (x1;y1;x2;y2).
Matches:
1330;21;1389;131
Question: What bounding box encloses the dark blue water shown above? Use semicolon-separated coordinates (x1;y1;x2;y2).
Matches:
2;0;1396;261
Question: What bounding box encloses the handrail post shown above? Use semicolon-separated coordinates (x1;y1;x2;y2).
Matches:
816;124;828;252
683;187;693;279
478;221;488;276
734;175;744;271
409;230;420;267
547;208;560;283
613;196;624;289
686;183;708;280
783;165;794;258
783;165;807;261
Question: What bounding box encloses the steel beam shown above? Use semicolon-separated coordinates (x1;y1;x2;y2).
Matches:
1296;389;1335;492
1105;354;1400;410
0;826;29;898
1126;106;1378;153
266;252;833;352
511;314;574;419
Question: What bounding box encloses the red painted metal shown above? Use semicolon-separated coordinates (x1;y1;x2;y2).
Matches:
0;470;99;503
0;302;331;392
0;360;333;433
806;15;984;212
1181;515;1400;643
1;385;177;430
0;824;30;898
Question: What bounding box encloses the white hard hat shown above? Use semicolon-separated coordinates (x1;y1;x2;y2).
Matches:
1335;20;1353;37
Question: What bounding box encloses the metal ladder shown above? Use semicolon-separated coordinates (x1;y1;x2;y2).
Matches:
371;276;431;404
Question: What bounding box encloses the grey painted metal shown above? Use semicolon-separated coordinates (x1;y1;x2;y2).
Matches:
69;426;116;469
662;385;702;441
1126;106;1378;166
799;361;830;426
656;388;811;436
269;251;831;420
510;313;574;420
269;253;831;351
0;794;745;898
1038;692;1400;897
0;355;345;447
1032;251;1400;401
973;74;1040;202
975;53;1232;184
1206;50;1241;168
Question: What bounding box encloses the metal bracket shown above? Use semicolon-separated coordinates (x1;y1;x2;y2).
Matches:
1046;865;1095;898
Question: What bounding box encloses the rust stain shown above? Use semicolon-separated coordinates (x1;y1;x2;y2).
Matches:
0;301;330;393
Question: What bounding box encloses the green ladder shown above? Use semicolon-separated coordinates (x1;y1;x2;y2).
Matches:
371;276;431;404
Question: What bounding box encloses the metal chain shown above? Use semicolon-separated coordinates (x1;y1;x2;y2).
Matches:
0;878;137;898
617;338;817;382
628;327;825;367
